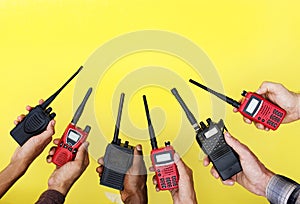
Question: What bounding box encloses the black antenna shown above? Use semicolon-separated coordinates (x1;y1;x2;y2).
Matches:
112;93;125;144
189;79;240;108
171;88;201;132
71;87;92;125
41;66;83;109
143;95;158;150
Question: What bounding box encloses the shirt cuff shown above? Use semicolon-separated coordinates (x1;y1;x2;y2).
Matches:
266;175;298;204
35;189;65;204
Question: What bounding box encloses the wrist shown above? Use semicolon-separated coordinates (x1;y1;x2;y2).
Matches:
123;191;148;204
256;169;275;197
122;185;148;204
48;178;73;196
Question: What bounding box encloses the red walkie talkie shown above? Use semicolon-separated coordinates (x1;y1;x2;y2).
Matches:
52;88;92;167
189;79;286;130
143;95;179;190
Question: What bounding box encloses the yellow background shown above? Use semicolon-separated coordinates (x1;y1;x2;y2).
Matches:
0;0;300;203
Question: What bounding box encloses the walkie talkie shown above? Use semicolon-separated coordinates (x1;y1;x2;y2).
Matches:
10;66;83;146
171;88;242;180
52;88;92;167
143;95;179;191
100;93;134;190
189;79;286;130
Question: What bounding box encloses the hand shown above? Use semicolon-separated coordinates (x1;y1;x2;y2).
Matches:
96;145;148;204
234;81;300;130
0;100;55;199
11;99;55;170
203;132;275;196
150;153;197;204
46;139;90;196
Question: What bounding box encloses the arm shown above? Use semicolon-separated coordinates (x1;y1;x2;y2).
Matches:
96;144;148;204
234;81;300;130
151;153;198;204
0;100;55;198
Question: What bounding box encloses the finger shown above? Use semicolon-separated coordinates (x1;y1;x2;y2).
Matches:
152;175;157;185
224;132;250;158
174;153;188;177
46;155;53;163
74;141;89;162
26;105;32;111
98;157;104;165
243;117;252;124
203;156;210;167
39;120;56;140
96;165;104;174
255;123;265;130
210;167;219;179
48;146;57;156
17;114;26;122
222;179;235;186
131;144;146;175
53;138;60;145
39;99;44;105
155;185;160;192
149;166;155;172
233;108;238;113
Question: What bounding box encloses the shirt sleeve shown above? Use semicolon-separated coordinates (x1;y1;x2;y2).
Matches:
266;174;300;204
35;190;65;204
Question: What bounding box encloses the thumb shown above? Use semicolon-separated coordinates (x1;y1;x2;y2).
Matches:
74;141;89;162
131;144;146;174
224;132;249;159
174;153;187;176
38;120;55;141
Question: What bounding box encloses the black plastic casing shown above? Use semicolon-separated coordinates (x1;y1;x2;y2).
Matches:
100;142;134;190
196;119;242;180
10;105;55;146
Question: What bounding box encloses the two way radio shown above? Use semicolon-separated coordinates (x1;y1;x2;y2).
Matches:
171;88;242;181
143;95;179;190
10;66;83;146
52;88;92;167
189;79;286;130
100;93;134;190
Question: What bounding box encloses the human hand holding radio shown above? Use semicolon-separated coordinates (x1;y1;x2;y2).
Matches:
11;99;55;170
96;144;148;204
46;138;90;196
203;132;275;196
0;100;55;198
234;81;300;130
150;153;197;204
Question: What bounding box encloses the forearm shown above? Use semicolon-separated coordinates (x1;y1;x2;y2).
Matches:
0;161;28;198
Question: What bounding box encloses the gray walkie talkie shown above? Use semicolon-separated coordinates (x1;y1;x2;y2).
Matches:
171;88;242;180
100;93;134;190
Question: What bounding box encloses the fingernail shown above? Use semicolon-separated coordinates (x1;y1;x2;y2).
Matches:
51;120;56;126
174;152;180;161
225;132;231;138
256;88;262;94
136;145;142;151
83;141;90;148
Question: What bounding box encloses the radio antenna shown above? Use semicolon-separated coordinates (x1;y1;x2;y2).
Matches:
143;95;158;150
41;66;83;109
112;93;125;144
71;87;92;125
171;88;201;132
189;79;240;108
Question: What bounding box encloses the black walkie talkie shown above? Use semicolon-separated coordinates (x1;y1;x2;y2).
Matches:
10;66;83;146
171;88;242;180
100;93;134;190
